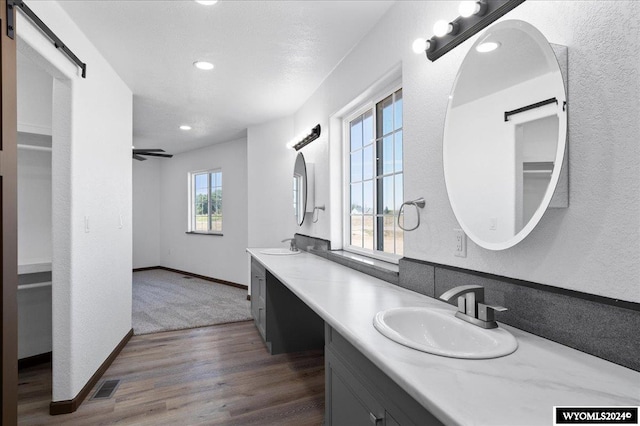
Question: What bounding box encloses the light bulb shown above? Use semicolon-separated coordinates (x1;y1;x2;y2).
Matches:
476;41;500;53
433;20;452;37
193;61;214;70
459;1;480;18
412;38;428;54
180;125;192;131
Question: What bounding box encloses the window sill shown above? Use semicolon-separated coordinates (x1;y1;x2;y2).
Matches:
185;231;223;236
330;250;399;273
310;249;399;285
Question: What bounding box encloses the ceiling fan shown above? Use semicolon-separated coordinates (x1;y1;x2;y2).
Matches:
132;148;173;161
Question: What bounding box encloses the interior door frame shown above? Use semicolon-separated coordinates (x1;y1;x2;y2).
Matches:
1;0;18;424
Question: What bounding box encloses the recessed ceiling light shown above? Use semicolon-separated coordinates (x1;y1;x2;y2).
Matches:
180;125;192;131
193;61;214;71
476;41;500;53
195;0;218;5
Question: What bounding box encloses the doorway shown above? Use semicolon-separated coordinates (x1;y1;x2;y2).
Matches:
16;50;54;403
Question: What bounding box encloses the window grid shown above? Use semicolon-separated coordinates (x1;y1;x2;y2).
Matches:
348;89;403;257
190;169;222;233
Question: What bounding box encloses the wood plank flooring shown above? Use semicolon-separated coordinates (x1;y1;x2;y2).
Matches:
18;321;325;425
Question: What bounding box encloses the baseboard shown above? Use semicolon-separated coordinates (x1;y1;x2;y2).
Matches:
49;328;133;415
133;266;248;291
18;352;52;370
132;266;161;272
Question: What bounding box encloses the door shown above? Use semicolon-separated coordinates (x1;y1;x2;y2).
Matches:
1;0;18;424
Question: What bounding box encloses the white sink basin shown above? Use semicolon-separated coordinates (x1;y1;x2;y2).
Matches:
259;248;301;255
373;307;517;359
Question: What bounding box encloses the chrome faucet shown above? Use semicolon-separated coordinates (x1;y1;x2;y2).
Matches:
281;238;297;251
439;285;507;329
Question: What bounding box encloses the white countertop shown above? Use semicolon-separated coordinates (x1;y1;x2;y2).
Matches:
247;248;640;426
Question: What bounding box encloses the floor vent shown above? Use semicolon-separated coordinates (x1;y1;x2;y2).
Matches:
183;276;193;280
91;379;120;400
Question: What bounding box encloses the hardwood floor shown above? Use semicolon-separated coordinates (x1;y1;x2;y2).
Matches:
18;321;325;425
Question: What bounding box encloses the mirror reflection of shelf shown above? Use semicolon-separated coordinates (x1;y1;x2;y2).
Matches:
523;161;554;174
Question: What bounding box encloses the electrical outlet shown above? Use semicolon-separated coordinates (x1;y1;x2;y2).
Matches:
84;216;90;233
454;229;467;258
489;217;498;231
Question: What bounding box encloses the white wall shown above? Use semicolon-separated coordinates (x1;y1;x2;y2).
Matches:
17;53;52;135
249;1;640;303
247;117;298;248
158;138;249;285
18;1;133;401
17;135;52;266
133;160;161;268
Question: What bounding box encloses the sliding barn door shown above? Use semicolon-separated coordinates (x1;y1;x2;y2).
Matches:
0;0;18;424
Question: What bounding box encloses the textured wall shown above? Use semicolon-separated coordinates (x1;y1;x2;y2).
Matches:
159;138;249;286
281;1;639;303
133;160;161;269
247;117;298;248
17;136;52;266
18;1;133;401
17;53;52;135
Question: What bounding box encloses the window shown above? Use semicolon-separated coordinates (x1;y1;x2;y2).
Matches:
346;88;403;259
189;169;222;233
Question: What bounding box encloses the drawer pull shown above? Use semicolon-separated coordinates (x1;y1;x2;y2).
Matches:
369;412;382;425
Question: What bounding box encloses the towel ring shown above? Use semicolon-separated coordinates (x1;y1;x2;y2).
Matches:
398;198;425;231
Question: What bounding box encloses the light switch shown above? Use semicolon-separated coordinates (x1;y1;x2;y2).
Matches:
489;217;497;231
84;216;90;233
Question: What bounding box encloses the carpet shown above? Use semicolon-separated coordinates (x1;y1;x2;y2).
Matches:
132;269;251;335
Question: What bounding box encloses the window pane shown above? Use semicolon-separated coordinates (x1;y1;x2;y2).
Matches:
396;221;404;256
394;131;403;173
363;215;374;251
292;177;298;217
395;174;404;212
351;151;362;183
363;110;373;146
351;215;363;248
350;183;363;214
363;180;374;214
394;90;403;130
195;173;207;190
382;176;394;215
377;97;393;136
350;116;363;151
383;215;395;254
382;136;393;175
363;145;373;181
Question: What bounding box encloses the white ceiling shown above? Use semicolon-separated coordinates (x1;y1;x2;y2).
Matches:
57;0;395;154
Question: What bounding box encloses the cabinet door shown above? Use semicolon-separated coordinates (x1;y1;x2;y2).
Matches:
327;348;387;426
250;259;267;340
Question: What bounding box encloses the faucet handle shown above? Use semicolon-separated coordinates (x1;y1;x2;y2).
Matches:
281;238;297;251
477;303;507;322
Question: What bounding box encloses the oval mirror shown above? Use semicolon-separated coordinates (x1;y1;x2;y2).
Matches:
443;20;567;250
293;152;307;226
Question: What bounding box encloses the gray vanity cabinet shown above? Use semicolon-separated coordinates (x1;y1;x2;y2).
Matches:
250;256;324;355
325;325;442;426
250;258;267;340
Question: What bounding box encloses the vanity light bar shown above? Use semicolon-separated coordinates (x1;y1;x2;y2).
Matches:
504;97;557;122
292;124;321;151
422;0;526;62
